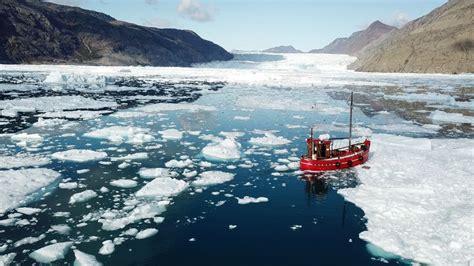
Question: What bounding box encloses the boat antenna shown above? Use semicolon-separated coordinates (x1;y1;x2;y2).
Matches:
348;91;353;151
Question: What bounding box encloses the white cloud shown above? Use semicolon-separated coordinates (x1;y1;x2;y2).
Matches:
386;11;411;28
177;0;213;22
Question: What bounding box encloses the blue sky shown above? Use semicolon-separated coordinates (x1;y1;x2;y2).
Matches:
48;0;446;51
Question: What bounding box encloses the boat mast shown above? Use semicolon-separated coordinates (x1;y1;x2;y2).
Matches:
348;91;353;151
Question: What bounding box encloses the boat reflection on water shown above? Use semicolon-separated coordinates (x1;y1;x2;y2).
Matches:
299;171;359;228
301;172;329;201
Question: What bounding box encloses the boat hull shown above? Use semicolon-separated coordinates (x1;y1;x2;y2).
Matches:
300;148;370;171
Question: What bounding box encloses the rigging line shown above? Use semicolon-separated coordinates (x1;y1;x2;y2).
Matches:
331;92;352;129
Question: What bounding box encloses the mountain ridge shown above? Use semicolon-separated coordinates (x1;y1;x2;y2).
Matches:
350;0;474;73
0;0;233;66
309;21;397;55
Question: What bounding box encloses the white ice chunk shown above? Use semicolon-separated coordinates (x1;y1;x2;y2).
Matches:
84;126;154;144
16;207;42;215
33;118;68;127
29;242;73;263
236;196;269;205
52;149;107;162
109;179;138;188
159;129;183;140
429;110;474;124
202;138;241;161
59;182;78;190
135;228;159;239
249;132;291;146
99;201;169;231
0;168;60;214
192;171;235;186
98;240;115;255
111;152;148;161
138;168;170;179
0;253;16;265
69;190;97;204
0;155;50;169
136;178;188;198
165;159;193;168
73;249;103;266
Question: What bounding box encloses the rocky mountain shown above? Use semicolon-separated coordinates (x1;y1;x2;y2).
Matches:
309;21;396;55
262;45;303;53
0;0;233;66
350;0;473;74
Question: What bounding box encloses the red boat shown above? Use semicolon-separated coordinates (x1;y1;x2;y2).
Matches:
300;92;371;171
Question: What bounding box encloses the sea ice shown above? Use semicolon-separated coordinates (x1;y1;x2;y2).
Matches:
0;96;117;117
52;149;107;162
84;126;154;144
59;182;78;190
111;152;148;161
138;168;170;179
0;168;60;214
110;179;138;188
73;250;103;266
339;134;474;265
429;110;474;124
135;228;159;239
249;132;291;146
32;118;68;127
236;196;269;205
202;137;241;161
159;129;183;140
0;253;15;265
98;240;115;255
69;190;98;204
0;155;50;169
99;201;169;231
29;242;73;263
192;171;235;186
165;159;193;168
136;178;188;198
16;207;42;215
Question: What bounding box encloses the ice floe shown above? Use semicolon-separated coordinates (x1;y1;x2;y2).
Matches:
98;240;115;255
136;178;188;198
111;152;148;161
138;168;171;179
0;155;50;169
249;132;291;146
429;110;474;124
15;207;42;215
135;228;159;239
52;149;108;162
192;171;235;186
202;137;241;161
84;126;154;144
0;96;117;117
339;134;474;265
159;129;183;140
165;159;193;168
0;168;60;214
69;190;98;204
99;201;169;231
73;250;103;266
236;196;269;205
110;179;138;188
29;242;73;263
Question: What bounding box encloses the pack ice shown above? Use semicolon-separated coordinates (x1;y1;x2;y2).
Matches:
339;134;474;265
